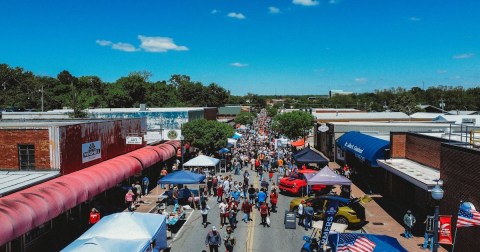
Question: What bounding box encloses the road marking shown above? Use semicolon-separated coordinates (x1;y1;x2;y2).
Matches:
246;176;259;251
172;209;194;242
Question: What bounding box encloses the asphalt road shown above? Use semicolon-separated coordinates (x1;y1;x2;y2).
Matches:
170;170;311;252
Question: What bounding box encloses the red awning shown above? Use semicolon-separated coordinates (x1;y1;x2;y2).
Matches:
108;156;142;179
19;192;51;226
177;148;182;158
126;148;162;168
145;146;165;163
290;138;305;147
165;140;180;149
54;176;90;202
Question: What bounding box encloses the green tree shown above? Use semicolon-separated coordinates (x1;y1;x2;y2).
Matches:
390;92;420;115
266;105;278;117
57;70;87;118
234;112;255;125
182;119;234;154
271;111;314;139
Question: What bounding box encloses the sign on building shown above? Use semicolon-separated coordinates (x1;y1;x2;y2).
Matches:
82;141;102;163
126;136;143;145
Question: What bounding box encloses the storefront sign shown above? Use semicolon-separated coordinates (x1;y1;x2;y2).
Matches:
167;130;178;140
82;141;101;163
439;215;453;245
126;136;143;145
319;200;340;250
318;124;329;132
344;141;364;154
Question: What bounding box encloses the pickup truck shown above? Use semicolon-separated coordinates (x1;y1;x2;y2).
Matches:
278;169;325;195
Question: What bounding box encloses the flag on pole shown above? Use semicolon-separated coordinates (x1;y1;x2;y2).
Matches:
457;205;480;228
337;233;376;252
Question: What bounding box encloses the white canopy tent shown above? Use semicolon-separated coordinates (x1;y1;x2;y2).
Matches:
183;155;220;174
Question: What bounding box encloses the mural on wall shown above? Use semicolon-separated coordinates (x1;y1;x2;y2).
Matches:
90;111;189;131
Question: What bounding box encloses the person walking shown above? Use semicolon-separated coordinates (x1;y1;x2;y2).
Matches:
248;185;256;205
219;199;228;228
297;200;305;226
269;190;278;213
205;226;222;252
304;202;314;231
89;208;101;225
241;199;252;223
259;202;271;227
142;176;150;196
201;200;210;228
403;210;416;238
125;189;135;211
217;185;224;203
224;226;235;252
257;188;267;209
160;168;168;189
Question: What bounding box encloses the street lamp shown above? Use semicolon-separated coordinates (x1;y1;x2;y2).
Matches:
431;179;444;252
180;135;185;170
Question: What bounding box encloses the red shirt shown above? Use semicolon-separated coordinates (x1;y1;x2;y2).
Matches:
270;192;278;204
89;212;101;224
217;186;224;196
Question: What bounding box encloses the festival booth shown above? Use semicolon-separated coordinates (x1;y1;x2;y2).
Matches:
232;132;242;139
306;166;352;186
293;147;329;167
62;212;168;252
290;138;305;147
182;155;220;174
227;138;237;148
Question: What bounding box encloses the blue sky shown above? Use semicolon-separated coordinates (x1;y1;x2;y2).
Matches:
1;0;479;95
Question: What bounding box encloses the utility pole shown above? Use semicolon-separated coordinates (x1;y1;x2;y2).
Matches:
41;83;44;112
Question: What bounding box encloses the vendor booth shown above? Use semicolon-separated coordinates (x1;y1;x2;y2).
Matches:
293;147;329;167
328;233;407;252
62;212;168;252
306;166;352;186
182;155;220;174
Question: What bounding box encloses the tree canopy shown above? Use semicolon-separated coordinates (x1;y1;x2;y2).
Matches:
181;119;234;155
271;111;314;140
234;112;255;125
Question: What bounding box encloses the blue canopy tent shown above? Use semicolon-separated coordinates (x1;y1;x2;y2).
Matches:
328;233;407;252
293;147;329;167
336;131;390;167
157;170;206;185
232;132;242;139
218;148;230;154
62;212;167;252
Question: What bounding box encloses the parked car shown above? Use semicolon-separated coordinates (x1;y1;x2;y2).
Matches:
278;169;326;195
289;195;370;226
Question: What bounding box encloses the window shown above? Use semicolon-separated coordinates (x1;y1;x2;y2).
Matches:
18;144;35;170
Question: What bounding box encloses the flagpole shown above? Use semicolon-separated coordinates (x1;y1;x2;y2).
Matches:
451;201;463;252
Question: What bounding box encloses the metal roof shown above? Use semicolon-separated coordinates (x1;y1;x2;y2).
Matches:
432;115;480;126
0;171;60;197
0;119;128;128
218;106;241;115
377;159;440;191
409;112;445;119
314;112;410;120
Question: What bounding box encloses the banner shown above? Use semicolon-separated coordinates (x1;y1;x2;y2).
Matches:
319;200;340;251
82;141;101;163
439;215;453;245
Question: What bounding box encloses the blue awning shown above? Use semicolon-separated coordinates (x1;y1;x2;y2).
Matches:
336;131;390;167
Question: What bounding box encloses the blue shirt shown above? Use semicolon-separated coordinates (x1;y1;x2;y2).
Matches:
231;191;241;201
257;191;267;203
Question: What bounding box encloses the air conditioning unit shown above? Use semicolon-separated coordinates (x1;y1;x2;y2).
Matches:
462;118;476;124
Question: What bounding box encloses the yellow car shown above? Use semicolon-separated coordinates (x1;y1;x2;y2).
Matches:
289;195;371;226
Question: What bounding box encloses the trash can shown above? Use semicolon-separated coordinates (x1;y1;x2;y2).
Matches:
284;210;296;229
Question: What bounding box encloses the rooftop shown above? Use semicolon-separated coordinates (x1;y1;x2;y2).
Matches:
377;158;440;191
314;112;410;120
0;171;60;197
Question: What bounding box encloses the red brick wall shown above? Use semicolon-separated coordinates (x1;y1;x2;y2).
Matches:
441;144;480;252
391;132;406;158
405;134;441;170
0;129;50;170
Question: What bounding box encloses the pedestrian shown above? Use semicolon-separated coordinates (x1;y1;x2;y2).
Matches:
207;176;213;196
125;189;135;211
297;200;305;226
304;202;314;231
403;210;416;238
219;199;228;228
134;181;142;201
212;176;218;197
201;200;210;228
205;226;222;252
269;190;278;213
89;208;101;225
241;199;252;223
160;168;168;189
257;188;267;209
248;185;256;205
217;185;224;203
224;226;236;252
268;168;274;182
422;215;435;249
259;202;270;227
142;176;149;196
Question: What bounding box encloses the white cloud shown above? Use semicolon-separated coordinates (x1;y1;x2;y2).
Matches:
293;0;319;6
409;16;421;21
230;62;248;67
328;0;340;4
138;35;188;52
269;6;280;14
96;40;112;46
227;12;246;19
354;77;368;83
111;42;137;52
211;9;219;14
453;53;474;59
437;69;448;74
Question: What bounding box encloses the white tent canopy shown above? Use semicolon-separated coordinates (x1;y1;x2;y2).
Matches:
62;212;167;252
183;155;220;167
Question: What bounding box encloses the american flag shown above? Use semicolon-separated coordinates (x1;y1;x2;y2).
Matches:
337;234;376;252
457;207;480;228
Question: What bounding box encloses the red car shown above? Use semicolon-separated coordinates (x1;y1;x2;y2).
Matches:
278;169;325;195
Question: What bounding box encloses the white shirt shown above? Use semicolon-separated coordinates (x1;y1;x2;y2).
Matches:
298;203;304;215
219;202;228;214
223;180;230;191
201;205;210;215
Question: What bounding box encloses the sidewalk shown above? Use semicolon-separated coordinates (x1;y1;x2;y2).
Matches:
125;186;167;213
350;184;447;251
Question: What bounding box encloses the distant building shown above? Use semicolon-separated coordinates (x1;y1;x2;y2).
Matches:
313;111;410;123
329;90;353;98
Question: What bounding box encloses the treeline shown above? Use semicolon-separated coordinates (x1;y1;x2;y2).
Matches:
1;63;479;116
